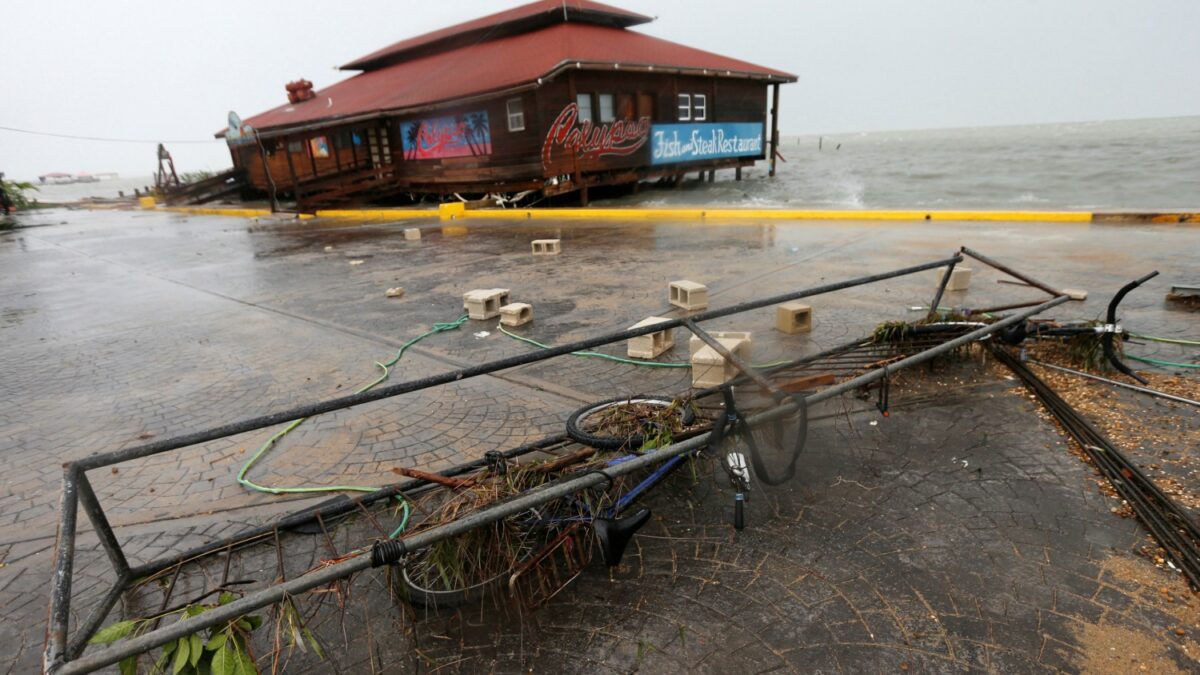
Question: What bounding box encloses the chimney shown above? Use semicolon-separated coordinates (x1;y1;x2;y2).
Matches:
285;79;315;104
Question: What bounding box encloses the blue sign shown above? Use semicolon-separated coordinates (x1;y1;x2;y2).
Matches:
650;122;765;165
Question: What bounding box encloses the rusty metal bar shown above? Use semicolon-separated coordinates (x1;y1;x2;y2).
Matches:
75;473;130;578
53;294;1068;675
960;246;1062;297
928;256;958;317
45;468;80;670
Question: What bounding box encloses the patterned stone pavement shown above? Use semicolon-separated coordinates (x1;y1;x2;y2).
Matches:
1;208;1197;672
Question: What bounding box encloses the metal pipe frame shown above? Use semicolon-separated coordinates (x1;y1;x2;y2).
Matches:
52;252;1081;673
53;293;1068;674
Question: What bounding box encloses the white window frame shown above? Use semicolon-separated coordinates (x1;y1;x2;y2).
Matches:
693;94;707;121
506;97;525;132
677;93;691;121
576;93;594;123
598;93;615;123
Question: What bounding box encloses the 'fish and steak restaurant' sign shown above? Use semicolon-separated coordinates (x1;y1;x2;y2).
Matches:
650;122;764;165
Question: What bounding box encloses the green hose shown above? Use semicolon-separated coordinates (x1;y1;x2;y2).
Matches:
1126;354;1200;370
1129;333;1200;347
238;315;470;538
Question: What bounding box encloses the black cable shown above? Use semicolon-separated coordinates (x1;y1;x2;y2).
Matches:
0;124;220;144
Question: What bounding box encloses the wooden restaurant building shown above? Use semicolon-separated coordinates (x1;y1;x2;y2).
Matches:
221;0;796;208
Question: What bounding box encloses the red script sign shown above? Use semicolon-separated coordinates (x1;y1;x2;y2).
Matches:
542;103;651;168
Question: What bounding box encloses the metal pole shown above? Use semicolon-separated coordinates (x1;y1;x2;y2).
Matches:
1028;359;1199;408
53;294;1067;675
45;468;80;671
75;473;130;577
72;255;962;473
768;83;780;178
959;246;1062;297
928;257;958;318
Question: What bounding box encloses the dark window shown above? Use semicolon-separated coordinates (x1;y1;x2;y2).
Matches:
287;140;303;153
693;94;707;121
506;98;526;132
677;94;691;121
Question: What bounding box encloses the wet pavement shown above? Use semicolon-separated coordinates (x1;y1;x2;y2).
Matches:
1;208;1198;672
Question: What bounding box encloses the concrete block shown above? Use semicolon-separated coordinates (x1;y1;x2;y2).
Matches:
934;266;972;292
404;228;422;240
776;301;813;334
463;288;511;320
669;280;709;310
532;239;561;255
627;316;675;359
689;330;752;357
499;302;533;327
1064;288;1088;301
691;336;752;388
385;287;405;298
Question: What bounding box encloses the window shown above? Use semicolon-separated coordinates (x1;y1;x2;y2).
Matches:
598;94;615;123
287;140;303;153
506;98;525;132
677;94;691;121
693;94;707;121
576;93;593;123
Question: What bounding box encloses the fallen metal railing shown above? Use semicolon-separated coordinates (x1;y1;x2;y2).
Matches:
46;249;1066;673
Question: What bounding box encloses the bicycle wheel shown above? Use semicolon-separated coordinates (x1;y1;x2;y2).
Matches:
399;513;542;609
566;395;684;450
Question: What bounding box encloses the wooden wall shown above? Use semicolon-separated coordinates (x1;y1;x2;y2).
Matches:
232;71;774;195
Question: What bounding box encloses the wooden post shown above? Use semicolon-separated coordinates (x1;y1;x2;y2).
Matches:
769;83;780;178
735;166;742;181
283;137;302;204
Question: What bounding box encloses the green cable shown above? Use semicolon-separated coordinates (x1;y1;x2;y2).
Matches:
238;315;470;538
1125;354;1200;370
497;324;791;369
1129;333;1200;347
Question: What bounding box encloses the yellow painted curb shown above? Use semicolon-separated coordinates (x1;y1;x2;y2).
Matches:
310;207;1094;223
440;208;1094;223
160;206;274;218
315;208;440;220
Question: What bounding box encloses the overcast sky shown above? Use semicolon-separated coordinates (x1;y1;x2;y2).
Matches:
2;0;1197;178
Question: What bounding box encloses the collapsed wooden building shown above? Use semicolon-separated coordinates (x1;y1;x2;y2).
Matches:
220;0;796;209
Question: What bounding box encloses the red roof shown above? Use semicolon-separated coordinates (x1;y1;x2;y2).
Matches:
240;20;796;136
342;0;652;71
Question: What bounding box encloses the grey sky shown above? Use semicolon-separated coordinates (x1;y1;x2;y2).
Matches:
3;0;1197;178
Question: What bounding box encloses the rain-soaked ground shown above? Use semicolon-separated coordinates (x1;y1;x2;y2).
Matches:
1;207;1198;673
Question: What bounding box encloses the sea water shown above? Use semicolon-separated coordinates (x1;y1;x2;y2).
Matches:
20;116;1198;210
603;115;1200;211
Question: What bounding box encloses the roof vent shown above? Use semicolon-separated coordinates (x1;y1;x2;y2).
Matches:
285;79;315;104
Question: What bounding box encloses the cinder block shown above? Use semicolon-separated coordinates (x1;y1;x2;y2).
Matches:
627;316;676;359
532;239;561;255
1064;288;1088;301
689;330;752;357
669;280;709;310
463;288;511;320
404;228;421;240
776;301;813;334
934;266;972;292
499;302;533;327
691;336;752;388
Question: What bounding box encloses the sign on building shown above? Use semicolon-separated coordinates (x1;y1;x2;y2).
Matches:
650;123;764;165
